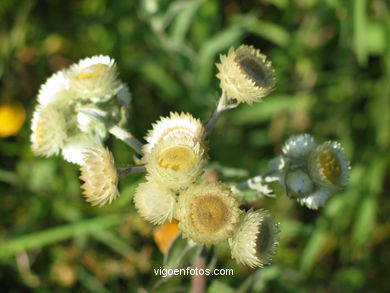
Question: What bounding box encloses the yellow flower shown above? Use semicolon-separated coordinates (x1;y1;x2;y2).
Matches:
145;136;206;191
153;219;180;254
0;103;26;137
134;179;177;225
216;45;275;104
229;209;279;268
143;112;205;154
177;181;241;245
79;146;119;206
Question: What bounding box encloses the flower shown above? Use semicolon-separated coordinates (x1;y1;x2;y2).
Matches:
66;55;119;102
153;219;181;254
79;146;119;206
0;103;26;137
62;133;101;165
229;209;279;268
282;134;316;160
134;179;177;225
297;187;333;210
216;45;275;104
177;182;241;245
145;136;206;190
308;141;350;190
31;104;67;157
37;70;71;107
143;112;205;154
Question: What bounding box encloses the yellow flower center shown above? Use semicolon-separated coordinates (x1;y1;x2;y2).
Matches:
235;55;268;87
158;145;195;171
189;194;230;235
76;64;107;80
319;149;342;184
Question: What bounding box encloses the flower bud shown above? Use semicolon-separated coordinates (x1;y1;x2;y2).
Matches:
216;45;275;104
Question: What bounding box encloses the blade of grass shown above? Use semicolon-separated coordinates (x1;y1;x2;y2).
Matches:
0;214;124;260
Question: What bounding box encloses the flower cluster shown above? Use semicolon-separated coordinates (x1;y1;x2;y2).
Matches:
31;56;128;205
134;112;279;267
31;44;351;270
276;134;350;209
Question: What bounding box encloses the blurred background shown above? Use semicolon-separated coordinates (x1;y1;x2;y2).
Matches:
0;0;389;292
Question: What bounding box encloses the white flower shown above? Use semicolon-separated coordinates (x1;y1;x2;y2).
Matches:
66;55;119;102
297;187;333;210
177;181;241;245
143;112;205;154
134;179;177;225
145;136;206;191
308;141;350;190
31;104;67;157
37;71;71;107
216;45;275;104
62;133;101;165
229;209;279;268
79;146;119;206
282;134;316;160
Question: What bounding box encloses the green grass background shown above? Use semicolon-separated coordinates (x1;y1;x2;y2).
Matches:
0;0;389;292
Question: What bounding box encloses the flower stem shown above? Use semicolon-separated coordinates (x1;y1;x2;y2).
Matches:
205;91;238;135
108;125;143;155
78;107;144;155
117;165;146;178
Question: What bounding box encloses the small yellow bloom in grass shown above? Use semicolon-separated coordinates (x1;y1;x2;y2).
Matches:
308;141;350;190
177;182;241;245
153;219;180;254
0;103;26;137
229;209;279;268
80;146;119;206
216;45;275;104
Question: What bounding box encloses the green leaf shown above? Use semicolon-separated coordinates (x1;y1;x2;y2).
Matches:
197;26;246;87
208;280;235;293
353;0;368;65
351;195;377;248
243;16;291;47
0;214;124;260
139;62;182;98
230;94;297;125
163;233;199;270
299;225;328;272
170;0;205;42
